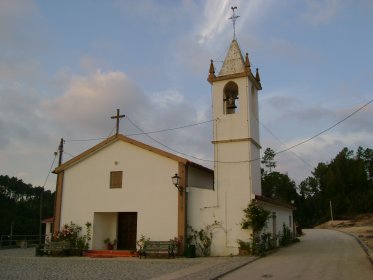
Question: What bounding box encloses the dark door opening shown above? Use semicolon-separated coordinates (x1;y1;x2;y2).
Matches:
117;212;137;250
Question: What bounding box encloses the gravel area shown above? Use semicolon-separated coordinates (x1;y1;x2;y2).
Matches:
0;248;256;280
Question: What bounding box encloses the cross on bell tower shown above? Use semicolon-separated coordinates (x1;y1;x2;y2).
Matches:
110;109;125;135
229;6;240;40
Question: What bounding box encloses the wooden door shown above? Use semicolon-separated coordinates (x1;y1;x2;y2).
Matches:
117;212;137;250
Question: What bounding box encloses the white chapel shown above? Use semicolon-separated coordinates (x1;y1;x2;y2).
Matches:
52;33;294;256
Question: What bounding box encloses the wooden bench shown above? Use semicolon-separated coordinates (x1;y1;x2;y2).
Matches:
139;241;176;258
41;241;71;256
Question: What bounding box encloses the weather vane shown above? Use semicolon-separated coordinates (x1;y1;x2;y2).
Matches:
229;6;240;39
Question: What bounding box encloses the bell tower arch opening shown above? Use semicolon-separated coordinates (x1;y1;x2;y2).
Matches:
223;81;239;114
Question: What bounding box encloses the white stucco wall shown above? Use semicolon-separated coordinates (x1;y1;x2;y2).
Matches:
59;140;180;249
209;74;261;256
187;166;215;229
259;201;295;245
44;222;52;243
92;212;117;249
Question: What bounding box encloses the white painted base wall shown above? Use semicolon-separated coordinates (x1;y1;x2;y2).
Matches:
187;186;254;256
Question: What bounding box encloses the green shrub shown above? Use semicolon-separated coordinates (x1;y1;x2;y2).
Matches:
241;201;271;256
279;223;294;246
187;221;220;257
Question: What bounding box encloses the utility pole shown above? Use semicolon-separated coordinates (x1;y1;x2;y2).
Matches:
40;139;63;246
58;138;64;166
39;188;43;246
10;221;14;246
329;200;334;221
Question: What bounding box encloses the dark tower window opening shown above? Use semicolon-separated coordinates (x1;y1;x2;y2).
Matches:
223;81;239;114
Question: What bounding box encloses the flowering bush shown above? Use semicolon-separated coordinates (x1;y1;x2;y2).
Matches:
169;236;183;252
52;221;91;251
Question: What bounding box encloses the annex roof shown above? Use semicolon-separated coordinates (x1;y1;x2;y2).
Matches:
255;195;297;210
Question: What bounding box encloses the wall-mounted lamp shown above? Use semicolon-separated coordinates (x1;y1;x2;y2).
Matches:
171;173;183;193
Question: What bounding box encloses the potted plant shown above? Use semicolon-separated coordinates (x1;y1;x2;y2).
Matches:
104;238;116;250
185;234;196;258
237;239;251;255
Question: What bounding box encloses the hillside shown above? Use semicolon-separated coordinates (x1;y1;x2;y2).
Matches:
315;214;373;251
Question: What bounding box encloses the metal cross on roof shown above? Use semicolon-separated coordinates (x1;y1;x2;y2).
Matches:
110;109;125;135
229;6;240;40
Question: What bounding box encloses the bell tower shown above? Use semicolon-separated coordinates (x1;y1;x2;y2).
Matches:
207;39;262;255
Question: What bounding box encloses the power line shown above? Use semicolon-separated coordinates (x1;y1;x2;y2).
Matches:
126;119;213;136
107;124;117;138
41;151;58;188
126;116;215;163
126;98;372;164
275;98;373;156
65;119;213;142
126;116;252;164
62;98;372;165
258;119;314;169
63;151;76;159
65;136;108;143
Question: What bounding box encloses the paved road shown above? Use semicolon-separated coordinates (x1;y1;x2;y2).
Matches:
220;229;373;280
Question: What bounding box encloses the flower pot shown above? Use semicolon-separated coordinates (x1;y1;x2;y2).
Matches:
185;245;196;258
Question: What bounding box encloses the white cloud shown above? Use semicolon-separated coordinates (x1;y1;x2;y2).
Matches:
44;70;148;136
198;0;231;44
1;66;213;189
150;89;184;108
43;69;212;165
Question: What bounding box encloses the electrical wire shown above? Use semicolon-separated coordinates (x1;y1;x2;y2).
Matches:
65;119;214;142
258;119;314;169
126;98;372;164
63;151;76;159
126;116;216;163
107;124;116;138
274;98;373;156
41;151;58;189
126;119;214;137
62;98;372;164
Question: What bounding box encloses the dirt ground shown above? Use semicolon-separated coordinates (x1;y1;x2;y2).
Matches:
315;214;373;251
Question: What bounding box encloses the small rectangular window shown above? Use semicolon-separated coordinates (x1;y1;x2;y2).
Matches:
110;171;123;188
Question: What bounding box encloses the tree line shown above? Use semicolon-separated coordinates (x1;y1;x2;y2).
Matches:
0;175;54;236
1;146;372;234
261;146;373;227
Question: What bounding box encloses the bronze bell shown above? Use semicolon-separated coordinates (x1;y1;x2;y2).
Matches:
226;97;237;109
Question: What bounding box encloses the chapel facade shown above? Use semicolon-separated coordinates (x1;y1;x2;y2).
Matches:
51;33;295;257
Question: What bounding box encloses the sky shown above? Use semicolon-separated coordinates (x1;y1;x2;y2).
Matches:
1;0;372;191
